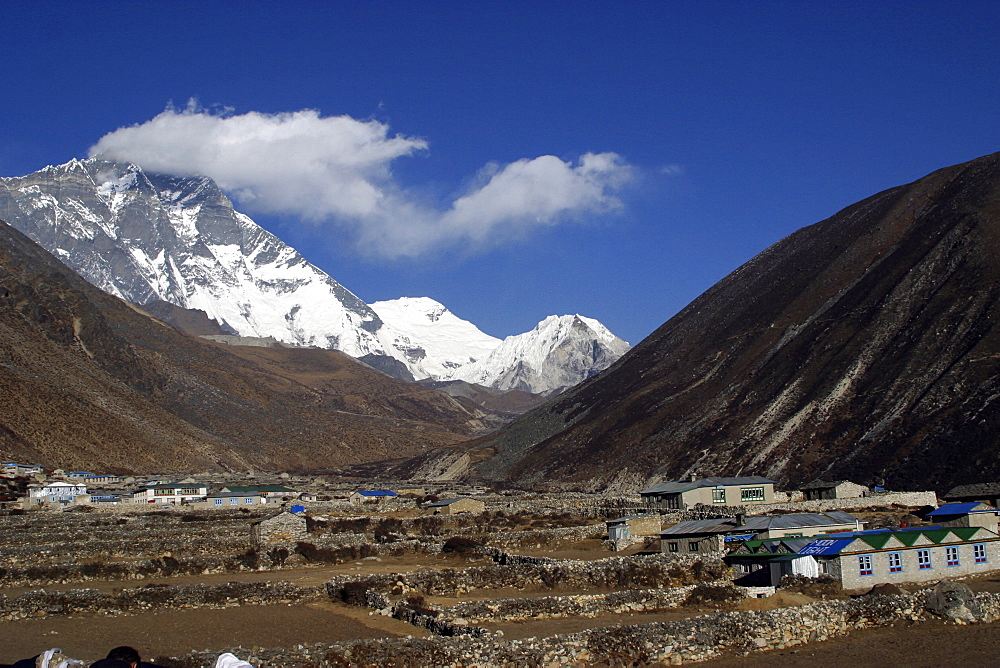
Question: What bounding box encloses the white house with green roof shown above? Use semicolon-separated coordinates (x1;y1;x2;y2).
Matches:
221;484;297;499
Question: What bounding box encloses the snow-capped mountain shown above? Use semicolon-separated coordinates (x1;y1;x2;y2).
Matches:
370;297;501;380
0;158;414;375
445;314;631;394
0;158;630;392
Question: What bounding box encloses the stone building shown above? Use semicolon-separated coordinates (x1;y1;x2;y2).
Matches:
606;513;662;541
350;490;398;505
944;483;1000;507
658;511;862;555
926;502;1000;533
252;511;309;546
640;476;775;509
424;497;486;515
799;480;868;500
727;526;1000;589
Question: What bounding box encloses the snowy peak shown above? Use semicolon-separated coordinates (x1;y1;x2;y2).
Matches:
370;297;501;380
0;158;393;365
1;158;630;392
445;313;631;394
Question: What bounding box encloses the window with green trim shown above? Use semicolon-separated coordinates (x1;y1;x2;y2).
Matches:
740;487;765;502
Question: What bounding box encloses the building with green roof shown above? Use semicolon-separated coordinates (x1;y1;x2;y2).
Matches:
221;484;297;498
727;525;1000;589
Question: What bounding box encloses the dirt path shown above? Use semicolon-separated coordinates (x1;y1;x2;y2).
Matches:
0;600;423;665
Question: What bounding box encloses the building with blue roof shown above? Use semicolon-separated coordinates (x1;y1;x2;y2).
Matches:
727;518;1000;589
349;489;399;505
926;502;999;534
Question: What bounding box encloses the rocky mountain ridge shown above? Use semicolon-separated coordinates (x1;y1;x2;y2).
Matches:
0;159;629;394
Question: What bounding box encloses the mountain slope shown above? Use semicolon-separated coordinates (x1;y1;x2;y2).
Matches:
442;151;1000;492
0;158;412;377
0;219;487;473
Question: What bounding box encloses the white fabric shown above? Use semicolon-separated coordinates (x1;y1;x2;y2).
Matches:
791;555;820;578
35;649;85;668
214;653;254;668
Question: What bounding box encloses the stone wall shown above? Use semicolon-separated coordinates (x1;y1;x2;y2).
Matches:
252;512;308;546
162;589;1000;666
681;491;939;519
0;581;324;621
327;552;729;598
482;522;608;549
438;585;706;622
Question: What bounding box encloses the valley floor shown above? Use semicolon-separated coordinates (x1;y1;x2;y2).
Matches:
3;492;1000;666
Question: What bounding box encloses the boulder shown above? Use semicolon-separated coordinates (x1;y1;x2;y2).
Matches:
924;581;982;623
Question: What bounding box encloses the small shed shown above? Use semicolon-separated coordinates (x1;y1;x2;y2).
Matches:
800;480;868;501
425;497;486;515
606;513;662;540
927;502;1000;533
251;511;309;546
350;490;398;505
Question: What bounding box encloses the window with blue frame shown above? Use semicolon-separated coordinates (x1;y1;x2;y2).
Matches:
974;543;988;563
858;554;873;576
946;546;960;567
213;498;223;506
917;549;932;569
887;552;903;573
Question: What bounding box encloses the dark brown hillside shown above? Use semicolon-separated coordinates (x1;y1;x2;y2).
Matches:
452;151;1000;492
0;219;485;473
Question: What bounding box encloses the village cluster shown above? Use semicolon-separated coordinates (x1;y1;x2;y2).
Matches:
5;462;1000;664
4;460;1000;594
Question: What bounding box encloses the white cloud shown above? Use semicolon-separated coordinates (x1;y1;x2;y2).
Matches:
89;103;634;258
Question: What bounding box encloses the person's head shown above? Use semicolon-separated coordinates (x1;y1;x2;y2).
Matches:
106;647;141;667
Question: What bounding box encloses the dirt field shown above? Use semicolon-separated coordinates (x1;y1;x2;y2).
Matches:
701;618;1000;667
0;600;424;664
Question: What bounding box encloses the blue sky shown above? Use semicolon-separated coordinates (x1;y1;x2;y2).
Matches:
2;2;999;344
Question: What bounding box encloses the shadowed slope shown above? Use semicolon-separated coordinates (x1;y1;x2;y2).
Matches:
0;220;485;473
455;151;1000;492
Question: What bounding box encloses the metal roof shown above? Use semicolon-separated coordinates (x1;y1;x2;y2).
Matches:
945;483;1000;499
641;477;776;495
223;485;295;493
640;476;775;495
659;518;740;535
799;479;856;490
356;490;398;496
927;502;996;516
797;538;856;556
736;511;860;531
426;498;466;507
